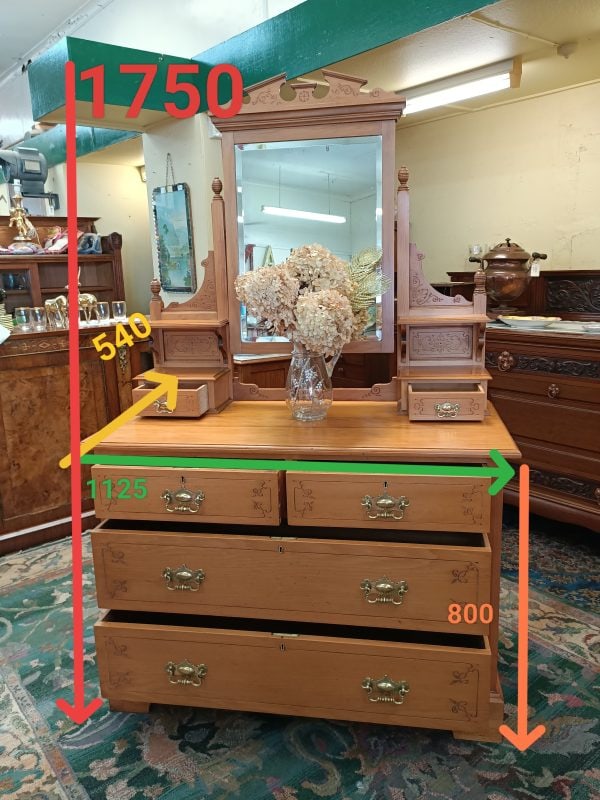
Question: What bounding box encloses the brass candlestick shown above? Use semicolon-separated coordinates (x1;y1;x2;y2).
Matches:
9;180;37;242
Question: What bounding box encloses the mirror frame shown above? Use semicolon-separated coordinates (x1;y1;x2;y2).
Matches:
213;71;405;355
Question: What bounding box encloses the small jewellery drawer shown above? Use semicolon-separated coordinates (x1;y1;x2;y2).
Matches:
132;380;209;418
95;614;491;731
92;525;492;634
91;466;282;525
408;382;486;421
286;473;490;532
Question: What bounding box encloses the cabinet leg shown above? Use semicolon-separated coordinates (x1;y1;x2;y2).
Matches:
109;699;151;714
453;725;502;743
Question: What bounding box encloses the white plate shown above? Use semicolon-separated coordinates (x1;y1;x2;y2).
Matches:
498;315;561;329
582;323;600;334
547;321;586;332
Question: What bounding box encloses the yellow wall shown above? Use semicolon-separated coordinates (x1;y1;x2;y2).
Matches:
47;162;153;314
395;82;600;282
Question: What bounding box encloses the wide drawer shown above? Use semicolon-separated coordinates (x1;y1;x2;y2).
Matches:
95;613;491;731
489;391;600;452
132;380;209;418
489;370;599;405
92;523;492;634
408;382;486;421
286;472;491;532
90;466;282;525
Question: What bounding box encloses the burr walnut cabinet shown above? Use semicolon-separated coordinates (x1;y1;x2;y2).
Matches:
91;401;518;741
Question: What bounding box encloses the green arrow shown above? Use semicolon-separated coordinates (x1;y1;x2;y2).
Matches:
81;448;514;495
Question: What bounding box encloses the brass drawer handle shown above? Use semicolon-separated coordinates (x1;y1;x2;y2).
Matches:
547;383;560;399
361;577;408;605
362;675;409;705
154;398;174;414
362;482;409;520
161;477;205;514
497;350;515;372
434;401;460;418
165;659;207;687
162;564;205;591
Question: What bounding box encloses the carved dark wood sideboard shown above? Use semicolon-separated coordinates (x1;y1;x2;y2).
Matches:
486;327;600;531
446;269;600;319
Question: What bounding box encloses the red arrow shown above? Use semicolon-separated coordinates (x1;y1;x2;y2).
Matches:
499;464;545;751
56;60;103;725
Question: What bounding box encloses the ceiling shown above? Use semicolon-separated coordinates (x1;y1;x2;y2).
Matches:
0;1;114;83
304;0;600;126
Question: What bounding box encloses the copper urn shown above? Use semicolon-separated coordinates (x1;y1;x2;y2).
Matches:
470;238;547;312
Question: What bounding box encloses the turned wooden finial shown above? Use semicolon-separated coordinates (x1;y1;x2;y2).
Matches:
150;277;162;297
474;269;487;293
398;166;409;191
212;177;223;197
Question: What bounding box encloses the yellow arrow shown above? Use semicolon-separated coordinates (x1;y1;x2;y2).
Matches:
60;370;178;469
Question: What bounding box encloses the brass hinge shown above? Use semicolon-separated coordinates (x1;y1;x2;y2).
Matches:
269;536;298;541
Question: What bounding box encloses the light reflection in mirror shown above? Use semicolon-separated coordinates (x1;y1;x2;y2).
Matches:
235;135;383;343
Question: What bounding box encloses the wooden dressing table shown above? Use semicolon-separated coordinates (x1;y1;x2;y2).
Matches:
89;72;518;742
92;402;517;740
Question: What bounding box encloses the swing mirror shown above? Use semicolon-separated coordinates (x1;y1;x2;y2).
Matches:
214;70;404;357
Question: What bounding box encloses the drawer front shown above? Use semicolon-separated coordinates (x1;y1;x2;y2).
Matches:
490;391;600;452
92;527;492;634
286;473;491;532
91;466;281;525
132;382;208;418
408;384;486;421
489;370;599;405
95;618;491;729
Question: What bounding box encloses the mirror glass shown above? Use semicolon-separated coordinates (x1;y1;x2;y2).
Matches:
235;135;382;343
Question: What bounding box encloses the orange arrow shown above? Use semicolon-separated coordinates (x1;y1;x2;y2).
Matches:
59;370;178;469
499;464;546;751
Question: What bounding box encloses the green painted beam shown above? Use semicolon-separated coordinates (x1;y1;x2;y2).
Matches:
29;36;209;125
29;0;497;125
196;0;498;85
0;125;137;184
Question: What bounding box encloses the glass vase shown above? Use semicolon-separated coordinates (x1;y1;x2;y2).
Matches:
286;344;334;421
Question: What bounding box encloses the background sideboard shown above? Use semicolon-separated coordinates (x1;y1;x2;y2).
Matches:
0;327;150;554
486;327;600;532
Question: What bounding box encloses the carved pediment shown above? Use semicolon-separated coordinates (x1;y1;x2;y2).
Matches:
212;70;405;131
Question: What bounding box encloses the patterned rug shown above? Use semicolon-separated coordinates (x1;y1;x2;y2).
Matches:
1;518;599;800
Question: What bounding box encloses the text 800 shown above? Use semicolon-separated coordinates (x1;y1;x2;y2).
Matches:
80;63;243;120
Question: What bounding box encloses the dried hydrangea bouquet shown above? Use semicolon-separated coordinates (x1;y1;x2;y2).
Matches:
235;243;389;421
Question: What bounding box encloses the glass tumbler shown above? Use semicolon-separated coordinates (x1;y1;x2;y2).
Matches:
96;301;110;324
15;307;33;332
31;307;47;331
112;300;127;321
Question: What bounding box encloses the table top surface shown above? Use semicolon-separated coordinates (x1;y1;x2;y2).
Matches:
95;401;520;463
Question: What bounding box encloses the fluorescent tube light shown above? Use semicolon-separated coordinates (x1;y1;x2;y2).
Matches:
402;58;520;115
262;205;346;224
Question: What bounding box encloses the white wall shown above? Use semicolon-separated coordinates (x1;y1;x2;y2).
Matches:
395;82;600;282
141;114;223;304
48;161;154;313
